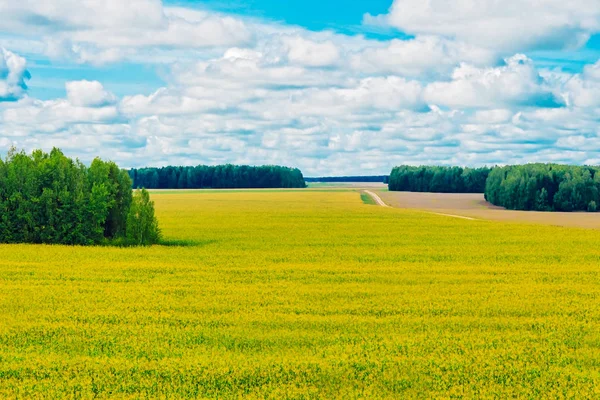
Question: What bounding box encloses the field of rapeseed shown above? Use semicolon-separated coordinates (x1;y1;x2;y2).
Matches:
1;189;600;398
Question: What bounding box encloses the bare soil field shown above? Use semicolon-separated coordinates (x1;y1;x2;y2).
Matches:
377;190;600;230
308;182;388;188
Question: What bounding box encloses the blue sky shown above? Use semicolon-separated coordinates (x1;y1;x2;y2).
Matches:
170;0;394;34
0;0;599;175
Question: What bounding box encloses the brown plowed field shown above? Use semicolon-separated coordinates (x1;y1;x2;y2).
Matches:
377;190;600;230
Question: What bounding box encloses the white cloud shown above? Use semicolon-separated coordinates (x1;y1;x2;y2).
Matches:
539;59;600;108
120;88;227;117
423;55;565;109
171;48;347;91
282;36;340;67
471;109;514;124
66;80;116;107
0;48;30;101
584;60;600;81
365;0;600;52
1;92;120;137
350;36;497;77
564;76;600;108
0;0;165;31
242;76;427;119
0;1;251;64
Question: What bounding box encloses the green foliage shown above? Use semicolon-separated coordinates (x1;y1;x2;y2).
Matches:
485;164;600;212
129;164;306;189
388;165;491;193
588;201;597;212
0;147;157;245
125;189;161;246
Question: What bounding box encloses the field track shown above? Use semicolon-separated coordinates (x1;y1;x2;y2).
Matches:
363;190;389;207
428;212;477;221
365;190;477;220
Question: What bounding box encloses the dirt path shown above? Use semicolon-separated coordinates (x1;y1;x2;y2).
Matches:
364;190;389;207
376;191;600;229
365;190;478;220
428;212;477;221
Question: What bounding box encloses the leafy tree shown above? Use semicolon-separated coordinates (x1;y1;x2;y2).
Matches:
588;201;597;212
0;147;161;245
126;189;161;246
389;166;491;193
535;188;550;211
484;164;600;212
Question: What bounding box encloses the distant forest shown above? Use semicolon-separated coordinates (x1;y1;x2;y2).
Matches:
129;165;306;189
388;166;490;193
305;176;389;183
485;164;600;212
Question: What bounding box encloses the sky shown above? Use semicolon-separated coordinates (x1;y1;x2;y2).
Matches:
0;1;600;176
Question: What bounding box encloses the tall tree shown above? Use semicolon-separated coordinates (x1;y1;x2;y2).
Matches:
0;148;161;245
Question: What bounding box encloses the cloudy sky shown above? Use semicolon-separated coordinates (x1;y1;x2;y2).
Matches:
0;0;599;176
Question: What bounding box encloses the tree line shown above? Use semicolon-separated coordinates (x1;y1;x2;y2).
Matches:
0;148;160;245
128;165;306;189
485;164;600;212
388;166;491;193
305;176;389;183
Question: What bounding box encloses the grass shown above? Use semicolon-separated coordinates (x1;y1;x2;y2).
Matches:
1;190;600;398
360;192;377;205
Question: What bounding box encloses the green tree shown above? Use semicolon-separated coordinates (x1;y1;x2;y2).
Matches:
588;201;597;212
0;148;160;246
535;188;550;211
484;164;600;212
126;189;161;246
128;164;306;189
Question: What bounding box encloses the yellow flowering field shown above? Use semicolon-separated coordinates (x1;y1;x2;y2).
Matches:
1;190;600;398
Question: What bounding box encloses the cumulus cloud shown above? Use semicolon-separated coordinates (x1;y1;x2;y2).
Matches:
365;0;600;52
282;36;340;67
236;76;427;120
3;46;599;174
350;36;497;78
584;60;600;81
171;48;347;91
423;55;565;109
559;60;600;108
66;80;117;107
0;1;251;64
1;81;120;139
120;88;227;117
0;48;30;101
2;98;120;131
